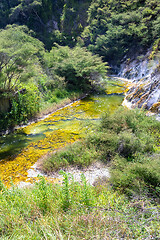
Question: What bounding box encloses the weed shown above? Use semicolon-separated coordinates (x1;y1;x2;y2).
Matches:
60;170;71;211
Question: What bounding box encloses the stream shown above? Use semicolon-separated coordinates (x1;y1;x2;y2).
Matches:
0;77;127;187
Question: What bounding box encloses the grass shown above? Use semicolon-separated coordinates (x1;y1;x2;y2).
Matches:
42;107;160;198
42;140;98;173
0;176;159;239
37;89;84;119
1;107;160;239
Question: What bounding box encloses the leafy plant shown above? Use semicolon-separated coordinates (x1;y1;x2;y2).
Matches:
0;25;44;90
44;44;108;91
43;107;160;198
60;170;71;211
82;0;160;63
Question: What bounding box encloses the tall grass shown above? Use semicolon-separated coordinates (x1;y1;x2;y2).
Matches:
0;177;159;239
1;107;160;239
43;107;160;198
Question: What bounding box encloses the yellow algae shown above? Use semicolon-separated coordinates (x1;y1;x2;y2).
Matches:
126;85;146;102
105;87;124;95
0;129;81;187
105;78;126;95
0;78;125;187
124;82;136;94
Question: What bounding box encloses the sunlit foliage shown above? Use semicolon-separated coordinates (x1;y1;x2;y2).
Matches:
0;25;44;90
44;45;108;91
82;0;160;63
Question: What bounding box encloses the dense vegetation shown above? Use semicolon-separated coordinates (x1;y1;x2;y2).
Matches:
0;25;106;132
82;0;160;63
1;0;160;130
0;175;159;239
42;108;160;199
0;108;160;239
0;0;91;48
0;1;160;238
1;0;160;59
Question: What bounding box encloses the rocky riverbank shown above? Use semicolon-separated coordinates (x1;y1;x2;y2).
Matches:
119;49;160;115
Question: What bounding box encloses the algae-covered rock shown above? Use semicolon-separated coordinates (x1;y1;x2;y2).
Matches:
149;102;160;113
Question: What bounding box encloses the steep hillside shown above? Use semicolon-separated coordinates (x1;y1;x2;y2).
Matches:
0;0;91;48
82;0;160;64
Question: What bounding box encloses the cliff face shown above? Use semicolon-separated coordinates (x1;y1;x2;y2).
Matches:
119;50;160;114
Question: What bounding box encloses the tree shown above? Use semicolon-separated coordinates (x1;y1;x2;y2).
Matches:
0;25;44;90
82;0;160;64
10;0;43;23
45;44;108;91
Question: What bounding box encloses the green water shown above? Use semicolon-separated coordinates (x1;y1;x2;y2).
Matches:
0;78;126;186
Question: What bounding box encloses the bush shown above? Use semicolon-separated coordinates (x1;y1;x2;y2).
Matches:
42;141;97;173
0;85;41;131
86;131;119;162
111;155;160;197
117;130;141;159
82;0;160;63
42;108;160;198
44;45;108;91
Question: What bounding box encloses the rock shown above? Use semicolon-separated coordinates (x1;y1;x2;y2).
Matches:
119;49;160;113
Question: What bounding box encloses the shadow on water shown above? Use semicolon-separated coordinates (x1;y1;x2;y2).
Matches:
0;131;46;160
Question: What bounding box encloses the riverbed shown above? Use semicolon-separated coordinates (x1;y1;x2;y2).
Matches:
0;77;126;187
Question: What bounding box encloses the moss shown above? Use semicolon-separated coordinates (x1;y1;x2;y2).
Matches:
0;129;81;187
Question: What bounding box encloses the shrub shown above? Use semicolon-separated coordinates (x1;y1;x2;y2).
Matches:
44;45;108;91
42;108;160;198
118;130;142;159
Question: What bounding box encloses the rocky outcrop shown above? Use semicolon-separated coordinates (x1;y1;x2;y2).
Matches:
119;51;160;114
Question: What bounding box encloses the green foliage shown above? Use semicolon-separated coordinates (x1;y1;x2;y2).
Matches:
0;0;19;28
0;85;41;131
11;85;40;121
99;109;160;196
0;175;159;239
3;0;90;48
82;0;160;63
81;173;93;208
0;25;47;131
60;0;91;42
60;171;71;210
10;0;43;24
42;141;97;173
149;38;160;59
86;131;118;161
0;0;91;48
45;45;108;91
9;0;53;28
43;108;160;198
1;0;160;63
111;154;160;197
34;176;52;214
0;25;44;90
0;25;82;131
